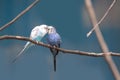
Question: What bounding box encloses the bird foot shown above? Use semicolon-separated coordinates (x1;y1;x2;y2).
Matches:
36;41;39;44
53;46;56;49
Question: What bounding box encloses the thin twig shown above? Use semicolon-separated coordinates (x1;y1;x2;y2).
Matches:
0;35;120;57
85;0;120;80
0;0;40;31
87;0;116;37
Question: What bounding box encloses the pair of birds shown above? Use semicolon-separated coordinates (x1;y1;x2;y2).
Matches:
12;24;61;72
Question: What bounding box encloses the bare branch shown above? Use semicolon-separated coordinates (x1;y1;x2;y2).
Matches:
0;35;120;57
85;0;120;80
87;0;116;37
0;0;40;31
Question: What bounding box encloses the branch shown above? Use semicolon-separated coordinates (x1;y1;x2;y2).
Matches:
85;0;120;80
87;0;116;37
0;35;120;57
0;0;40;31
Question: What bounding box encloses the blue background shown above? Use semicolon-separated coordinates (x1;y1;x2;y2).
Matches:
0;0;120;80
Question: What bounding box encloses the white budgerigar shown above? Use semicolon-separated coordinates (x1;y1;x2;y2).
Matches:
12;24;49;63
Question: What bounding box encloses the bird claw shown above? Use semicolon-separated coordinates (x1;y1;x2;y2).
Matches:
36;41;44;45
53;46;56;49
36;41;39;44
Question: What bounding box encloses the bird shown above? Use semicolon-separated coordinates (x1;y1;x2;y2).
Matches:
47;26;61;72
12;24;49;63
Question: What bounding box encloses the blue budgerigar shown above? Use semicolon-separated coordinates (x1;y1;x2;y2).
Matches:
12;24;49;63
47;26;61;72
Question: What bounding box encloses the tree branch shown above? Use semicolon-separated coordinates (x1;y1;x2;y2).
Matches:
0;35;120;57
85;0;120;80
87;0;116;37
0;0;40;31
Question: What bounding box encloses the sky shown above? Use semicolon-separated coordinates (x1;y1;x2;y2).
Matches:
0;0;120;80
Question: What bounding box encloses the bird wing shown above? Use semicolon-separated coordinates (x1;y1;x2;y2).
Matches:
55;33;61;44
30;27;40;40
47;33;61;45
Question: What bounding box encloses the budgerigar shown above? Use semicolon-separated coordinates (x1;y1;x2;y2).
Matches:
12;24;49;63
47;26;61;72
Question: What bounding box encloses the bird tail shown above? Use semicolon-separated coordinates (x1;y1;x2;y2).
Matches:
12;42;32;63
53;55;56;72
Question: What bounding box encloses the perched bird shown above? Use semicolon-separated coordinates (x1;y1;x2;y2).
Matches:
47;26;61;72
12;24;49;63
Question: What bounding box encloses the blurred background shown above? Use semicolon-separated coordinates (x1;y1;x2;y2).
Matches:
0;0;120;80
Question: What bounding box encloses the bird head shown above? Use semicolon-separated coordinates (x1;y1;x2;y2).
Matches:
48;26;56;34
38;24;49;36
